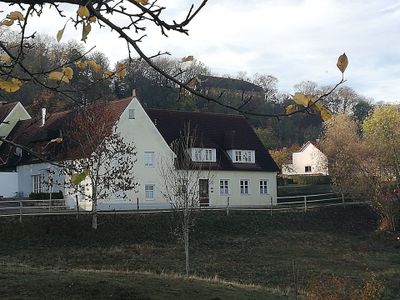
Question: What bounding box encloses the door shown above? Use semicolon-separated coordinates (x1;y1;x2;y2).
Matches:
199;179;209;207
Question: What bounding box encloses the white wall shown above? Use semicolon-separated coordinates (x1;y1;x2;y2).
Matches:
0;172;18;198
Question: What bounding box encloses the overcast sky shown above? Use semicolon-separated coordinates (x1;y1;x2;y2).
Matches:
2;0;400;102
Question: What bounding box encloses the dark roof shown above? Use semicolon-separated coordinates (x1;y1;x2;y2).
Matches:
0;102;18;123
195;75;264;93
0;98;131;166
146;108;279;172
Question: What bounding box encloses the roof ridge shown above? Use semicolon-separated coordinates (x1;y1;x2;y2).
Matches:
145;107;246;119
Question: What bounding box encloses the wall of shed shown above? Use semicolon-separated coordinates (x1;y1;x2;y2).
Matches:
0;172;18;198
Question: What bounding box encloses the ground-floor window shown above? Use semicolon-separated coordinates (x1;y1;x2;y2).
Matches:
259;180;268;194
32;174;44;193
145;184;155;200
240;179;249;194
220;179;229;195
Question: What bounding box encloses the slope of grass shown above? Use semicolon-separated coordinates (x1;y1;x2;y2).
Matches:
0;206;399;299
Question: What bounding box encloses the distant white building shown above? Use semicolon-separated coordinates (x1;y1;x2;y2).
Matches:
282;141;328;176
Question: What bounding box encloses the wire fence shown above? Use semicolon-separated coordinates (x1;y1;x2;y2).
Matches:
0;192;367;222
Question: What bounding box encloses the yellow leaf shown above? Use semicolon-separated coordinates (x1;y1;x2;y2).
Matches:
0;19;14;27
337;53;348;73
48;71;69;83
75;60;87;69
50;137;63;144
88;16;97;23
81;22;91;43
63;67;74;80
291;92;314;107
77;6;90;18
312;100;323;111
71;168;89;186
87;59;101;73
320;107;332;122
56;23;67;42
181;55;194;62
134;0;149;5
103;70;114;79
6;11;24;21
115;63;127;79
0;78;22;93
286;104;296;114
0;53;11;63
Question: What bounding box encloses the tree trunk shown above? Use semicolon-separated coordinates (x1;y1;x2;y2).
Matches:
92;197;98;230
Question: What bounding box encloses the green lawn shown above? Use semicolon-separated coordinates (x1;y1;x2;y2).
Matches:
278;184;333;196
0;206;399;299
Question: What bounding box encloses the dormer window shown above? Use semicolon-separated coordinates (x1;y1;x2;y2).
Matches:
191;148;216;162
228;150;255;163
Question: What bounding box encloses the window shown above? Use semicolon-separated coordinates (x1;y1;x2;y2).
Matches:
220;179;229;195
32;174;44;193
228;150;255;163
15;147;22;157
145;184;155;200
305;166;312;173
191;148;216;162
79;184;87;200
259;180;268;194
128;109;135;119
144;151;155;167
240;179;249;194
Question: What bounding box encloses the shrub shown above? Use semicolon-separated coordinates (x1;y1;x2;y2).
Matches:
290;175;331;185
29;191;64;200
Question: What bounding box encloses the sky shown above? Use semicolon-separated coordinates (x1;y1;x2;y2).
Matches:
2;0;400;102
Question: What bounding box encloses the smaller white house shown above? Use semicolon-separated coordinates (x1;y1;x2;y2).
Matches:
282;141;328;176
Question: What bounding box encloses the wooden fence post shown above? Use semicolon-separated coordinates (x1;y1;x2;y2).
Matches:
341;193;345;207
304;196;307;212
19;201;22;224
270;196;273;216
75;195;80;220
226;196;230;216
136;197;139;211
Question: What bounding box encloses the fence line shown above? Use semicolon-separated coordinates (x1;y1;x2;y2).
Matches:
0;192;367;221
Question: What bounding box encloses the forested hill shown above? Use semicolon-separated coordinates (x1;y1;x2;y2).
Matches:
0;34;372;148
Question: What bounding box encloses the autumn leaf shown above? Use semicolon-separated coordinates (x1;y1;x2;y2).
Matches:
75;60;87;69
6;11;24;21
87;60;101;73
71;168;89;186
286;104;296;115
116;63;127;79
320;107;332;122
134;0;149;5
77;6;90;18
88;16;97;23
181;55;194;62
0;78;22;93
63;67;74;80
337;53;348;73
103;70;114;79
49;71;69;83
0;53;11;63
56;23;68;42
0;19;14;27
291;92;314;107
50;137;63;144
81;22;91;43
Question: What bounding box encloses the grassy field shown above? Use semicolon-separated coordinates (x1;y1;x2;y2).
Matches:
278;184;333;196
0;206;399;299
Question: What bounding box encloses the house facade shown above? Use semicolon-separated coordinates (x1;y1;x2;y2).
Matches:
0;97;279;209
282;141;328;176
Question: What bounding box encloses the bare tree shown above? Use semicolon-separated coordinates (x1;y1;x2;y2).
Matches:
59;102;138;229
159;123;210;275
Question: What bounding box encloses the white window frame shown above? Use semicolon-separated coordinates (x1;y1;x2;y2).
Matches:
228;150;255;163
305;165;312;173
144;151;155;168
240;179;249;195
128;109;135;119
191;148;216;162
32;174;44;193
145;184;155;200
259;179;268;194
219;179;230;196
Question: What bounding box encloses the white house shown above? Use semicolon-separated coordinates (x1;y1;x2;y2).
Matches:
0;96;279;209
282;141;328;176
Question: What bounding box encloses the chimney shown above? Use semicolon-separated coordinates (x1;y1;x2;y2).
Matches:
40;108;46;127
132;89;136;97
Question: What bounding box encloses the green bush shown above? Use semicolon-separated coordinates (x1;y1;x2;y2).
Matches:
290;175;331;185
29;191;64;200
